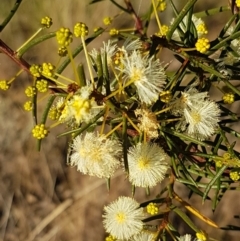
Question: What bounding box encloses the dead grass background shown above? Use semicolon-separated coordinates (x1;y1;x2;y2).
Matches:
0;0;240;241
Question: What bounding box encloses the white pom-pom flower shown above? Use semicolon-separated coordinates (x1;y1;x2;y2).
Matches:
117;50;166;105
127;142;169;188
103;196;145;240
70;132;122;178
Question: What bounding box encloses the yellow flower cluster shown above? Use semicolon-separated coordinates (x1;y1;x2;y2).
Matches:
49;106;61;120
156;25;169;37
56;27;73;46
58;46;67;57
29;64;41;78
161;25;169;36
215;160;222;168
216;152;240;168
36;79;48;93
146;202;159;215
157;0;167;12
74;22;89;37
25;86;36;97
0;80;10;90
41;63;55;77
160;90;172;103
196;231;207;241
103;17;113;26
223;92;235;104
196;23;208;35
113;51;124;65
236;0;240;7
60;95;93;124
41;16;52;28
32;124;48;139
109;28;119;36
30;63;55;79
195;38;210;53
230;171;240;181
23;100;33;111
105;235;116;241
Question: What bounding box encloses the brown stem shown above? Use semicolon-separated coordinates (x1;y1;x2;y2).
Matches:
0;39;30;73
124;0;145;36
0;39;65;93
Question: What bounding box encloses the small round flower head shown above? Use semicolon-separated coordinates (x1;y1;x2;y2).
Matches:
40;62;55;77
58;46;68;57
112;38;143;66
25;86;36;97
0;80;10;90
196;231;207;241
30;64;41;78
195;38;210;53
32;124;48;139
157;25;169;36
70;132;122;178
113;38;143;67
223;152;231;160
114;51;124;66
24;100;33;111
196;23;208;35
59;85;101;125
117;50;166;105
223;92;235;104
216;152;240;168
109;28;119;36
215;160;223;168
237;0;240;7
162;25;169;35
103;196;145;240
180;100;220;140
127;142;169;188
36;79;48;93
41;16;52;28
74;22;88;37
178;234;193;241
135;108;159;139
191;15;208;35
157;0;167;12
146;202;159;215
160;90;172;103
114;38;143;65
56;27;73;46
103;16;113;26
230;171;240;181
105;235;116;241
69;94;97;124
131;231;156;241
49;106;59;120
49;97;65;120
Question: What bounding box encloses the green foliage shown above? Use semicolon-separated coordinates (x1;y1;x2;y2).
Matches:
1;0;240;240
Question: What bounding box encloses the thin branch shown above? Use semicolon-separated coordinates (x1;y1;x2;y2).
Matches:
0;39;30;72
124;0;144;36
0;0;23;32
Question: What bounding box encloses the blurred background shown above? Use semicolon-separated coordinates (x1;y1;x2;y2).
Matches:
0;0;240;240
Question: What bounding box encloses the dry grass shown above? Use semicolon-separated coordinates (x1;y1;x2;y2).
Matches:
0;1;240;240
